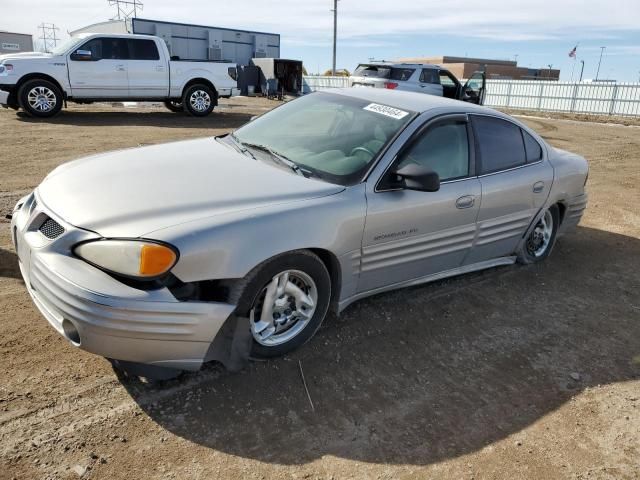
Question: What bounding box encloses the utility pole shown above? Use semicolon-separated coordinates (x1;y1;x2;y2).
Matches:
579;60;585;82
331;0;338;75
514;54;519;63
108;0;143;21
595;46;605;80
38;23;59;53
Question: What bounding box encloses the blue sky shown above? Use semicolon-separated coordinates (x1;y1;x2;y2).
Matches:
3;0;640;81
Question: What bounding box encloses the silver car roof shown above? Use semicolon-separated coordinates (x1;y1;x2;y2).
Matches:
324;87;499;116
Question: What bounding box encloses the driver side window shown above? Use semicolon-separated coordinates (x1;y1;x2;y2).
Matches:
397;120;470;181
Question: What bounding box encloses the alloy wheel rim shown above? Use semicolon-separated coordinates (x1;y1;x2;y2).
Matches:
27;86;56;112
189;90;211;112
527;209;554;257
249;270;318;346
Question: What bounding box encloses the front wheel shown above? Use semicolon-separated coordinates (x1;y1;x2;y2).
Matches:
18;79;63;118
182;84;216;117
232;251;331;358
517;205;559;264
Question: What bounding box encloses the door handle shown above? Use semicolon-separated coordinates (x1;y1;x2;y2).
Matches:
115;64;126;71
155;65;165;72
532;181;545;193
456;195;475;209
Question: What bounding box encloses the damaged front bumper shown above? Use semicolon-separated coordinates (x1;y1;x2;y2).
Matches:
11;192;239;372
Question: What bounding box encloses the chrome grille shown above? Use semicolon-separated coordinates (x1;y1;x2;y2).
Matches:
38;217;65;239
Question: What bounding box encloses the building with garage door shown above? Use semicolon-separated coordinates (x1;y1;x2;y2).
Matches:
69;18;280;66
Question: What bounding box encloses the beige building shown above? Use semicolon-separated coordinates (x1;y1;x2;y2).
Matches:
398;55;560;81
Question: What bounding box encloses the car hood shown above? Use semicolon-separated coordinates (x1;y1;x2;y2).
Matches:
37;137;344;237
0;52;54;62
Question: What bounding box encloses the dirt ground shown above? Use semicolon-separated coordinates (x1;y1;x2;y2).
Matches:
0;98;639;480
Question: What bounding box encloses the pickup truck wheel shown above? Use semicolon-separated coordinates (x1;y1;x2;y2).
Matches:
18;79;63;118
183;84;215;116
231;251;331;358
164;100;183;113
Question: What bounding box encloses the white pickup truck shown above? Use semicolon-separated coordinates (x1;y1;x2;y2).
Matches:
0;33;238;117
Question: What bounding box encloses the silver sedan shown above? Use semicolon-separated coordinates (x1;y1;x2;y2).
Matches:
11;88;588;377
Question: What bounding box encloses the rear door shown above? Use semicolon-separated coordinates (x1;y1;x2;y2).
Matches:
126;38;169;98
417;68;444;96
464;114;553;264
359;114;481;293
460;71;486;105
67;37;129;98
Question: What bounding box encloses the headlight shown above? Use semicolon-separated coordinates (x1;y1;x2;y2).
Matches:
74;239;178;279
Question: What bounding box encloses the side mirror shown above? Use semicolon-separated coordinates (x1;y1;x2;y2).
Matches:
70;49;94;61
390;164;440;192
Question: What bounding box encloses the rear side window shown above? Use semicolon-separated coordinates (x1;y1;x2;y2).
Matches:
473;116;526;174
522;129;543;162
419;69;438;84
390;68;415;81
128;39;159;60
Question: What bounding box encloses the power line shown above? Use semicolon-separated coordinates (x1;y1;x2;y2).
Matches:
108;0;144;21
38;23;59;53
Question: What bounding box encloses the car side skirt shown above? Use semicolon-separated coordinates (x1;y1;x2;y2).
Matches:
338;256;517;312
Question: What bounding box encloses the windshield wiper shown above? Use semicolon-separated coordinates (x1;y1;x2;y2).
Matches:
239;141;306;177
228;133;256;160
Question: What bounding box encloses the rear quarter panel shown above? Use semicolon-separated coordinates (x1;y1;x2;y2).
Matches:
169;63;237;98
546;147;589;232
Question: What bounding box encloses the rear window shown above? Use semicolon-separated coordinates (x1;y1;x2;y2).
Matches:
353;64;391;79
128;39;159;60
472;116;526;174
389;68;415;81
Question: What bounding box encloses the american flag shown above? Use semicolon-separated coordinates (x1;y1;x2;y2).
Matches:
568;45;577;58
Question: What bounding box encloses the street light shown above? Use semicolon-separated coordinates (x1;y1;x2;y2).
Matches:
595;46;606;81
579;60;585;82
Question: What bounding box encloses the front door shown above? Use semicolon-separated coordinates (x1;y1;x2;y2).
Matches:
359;115;481;293
460;71;486;105
464;114;554;265
67;37;129;98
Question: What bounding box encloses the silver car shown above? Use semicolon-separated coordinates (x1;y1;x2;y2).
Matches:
350;62;486;105
11;88;588;377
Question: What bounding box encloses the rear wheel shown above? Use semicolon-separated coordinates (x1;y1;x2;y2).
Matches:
164;100;183;113
231;251;331;358
182;84;216;117
517;205;559;264
18;79;63;118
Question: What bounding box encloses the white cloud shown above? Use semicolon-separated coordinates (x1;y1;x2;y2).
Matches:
2;0;638;46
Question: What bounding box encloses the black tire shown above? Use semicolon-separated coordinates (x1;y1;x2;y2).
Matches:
517;204;559;264
182;84;216;117
231;250;331;358
164;100;183;113
18;79;63;118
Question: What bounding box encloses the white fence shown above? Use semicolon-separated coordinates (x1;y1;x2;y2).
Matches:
302;76;640;117
485;80;640;117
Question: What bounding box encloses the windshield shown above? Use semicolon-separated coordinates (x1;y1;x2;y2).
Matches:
50;37;85;56
232;92;415;185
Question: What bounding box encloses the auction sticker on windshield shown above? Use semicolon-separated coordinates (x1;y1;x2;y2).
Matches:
363;103;409;120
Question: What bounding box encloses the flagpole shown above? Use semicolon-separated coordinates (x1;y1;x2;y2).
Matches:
571;57;576;83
